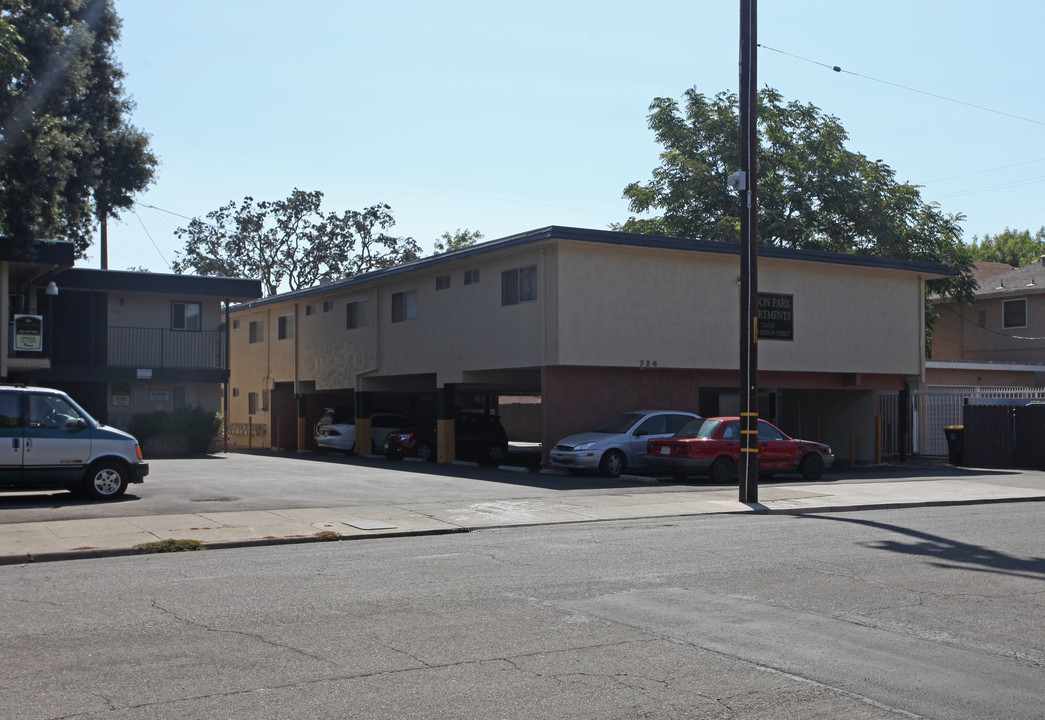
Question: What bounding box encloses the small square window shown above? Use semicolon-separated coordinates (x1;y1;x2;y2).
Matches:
464;269;480;285
171;301;201;331
278;315;294;340
305;304;314;316
323;300;333;313
501;266;537;306
436;274;451;291
249;320;264;344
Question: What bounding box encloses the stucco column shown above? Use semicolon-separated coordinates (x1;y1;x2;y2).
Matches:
355;391;372;456
436;384;456;464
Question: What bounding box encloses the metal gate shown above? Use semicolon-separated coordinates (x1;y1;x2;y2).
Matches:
913;386;1045;457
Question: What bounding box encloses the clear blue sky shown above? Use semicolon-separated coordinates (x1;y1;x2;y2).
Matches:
103;0;1045;274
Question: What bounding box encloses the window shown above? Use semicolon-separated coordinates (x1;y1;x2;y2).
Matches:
323;300;333;313
1003;299;1027;329
232;388;240;398
346;300;369;330
0;392;21;428
29;394;85;430
249;320;264;343
278;314;294;340
305;304;315;316
171;301;201;331
391;290;418;323
436;274;451;291
465;269;480;285
248;392;259;415
501;265;537;306
232;319;240;329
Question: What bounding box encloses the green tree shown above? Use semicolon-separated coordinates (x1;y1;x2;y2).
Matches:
173;189;422;296
967;227;1045;268
618;87;975;307
0;0;156;256
434;228;483;254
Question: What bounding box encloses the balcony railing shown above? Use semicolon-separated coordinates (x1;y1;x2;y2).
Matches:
51;324;224;370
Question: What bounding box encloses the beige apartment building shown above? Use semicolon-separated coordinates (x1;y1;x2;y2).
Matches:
227;226;949;465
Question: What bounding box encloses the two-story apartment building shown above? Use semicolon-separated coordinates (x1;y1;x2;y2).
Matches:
229;226;949;465
1;240;262;430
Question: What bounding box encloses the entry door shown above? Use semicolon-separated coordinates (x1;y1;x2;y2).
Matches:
22;394;91;485
0;392;23;483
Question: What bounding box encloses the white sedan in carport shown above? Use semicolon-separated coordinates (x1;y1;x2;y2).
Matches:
549;410;701;478
315;412;413;454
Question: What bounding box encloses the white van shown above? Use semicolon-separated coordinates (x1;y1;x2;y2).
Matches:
0;385;148;500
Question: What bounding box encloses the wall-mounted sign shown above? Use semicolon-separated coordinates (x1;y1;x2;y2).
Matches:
757;293;794;341
13;314;43;351
112;382;131;407
150;387;170;402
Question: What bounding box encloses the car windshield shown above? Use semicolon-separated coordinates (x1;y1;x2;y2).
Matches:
673;419;708;438
595;413;646;434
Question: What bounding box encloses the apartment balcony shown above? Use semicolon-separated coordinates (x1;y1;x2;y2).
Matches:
50;324;225;370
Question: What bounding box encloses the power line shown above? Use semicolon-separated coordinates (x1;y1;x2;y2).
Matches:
758;43;1045;128
130;208;172;270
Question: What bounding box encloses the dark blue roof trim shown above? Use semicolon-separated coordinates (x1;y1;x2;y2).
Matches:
234;225;952;311
55;268;262;300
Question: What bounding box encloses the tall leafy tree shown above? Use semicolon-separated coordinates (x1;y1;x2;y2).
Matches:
0;0;156;257
433;228;483;254
967;227;1045;268
172;189;422;296
618;87;976;306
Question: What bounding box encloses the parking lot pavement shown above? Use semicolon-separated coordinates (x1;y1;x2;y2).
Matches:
3;452;1045;564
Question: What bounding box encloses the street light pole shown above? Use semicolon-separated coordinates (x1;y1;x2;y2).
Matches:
738;0;759;504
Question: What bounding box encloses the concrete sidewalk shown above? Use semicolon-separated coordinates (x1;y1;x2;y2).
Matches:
4;475;1044;565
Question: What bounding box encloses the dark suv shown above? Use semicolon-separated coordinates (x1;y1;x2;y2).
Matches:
383;413;509;464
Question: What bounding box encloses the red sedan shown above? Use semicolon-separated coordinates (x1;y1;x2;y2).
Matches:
646;417;834;482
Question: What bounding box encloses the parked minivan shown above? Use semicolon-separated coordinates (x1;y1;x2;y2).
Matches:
0;384;148;500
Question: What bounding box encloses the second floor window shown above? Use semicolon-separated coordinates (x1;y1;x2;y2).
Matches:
1004;299;1027;329
464;269;480;285
501;266;537;306
172;301;201;331
249;320;264;344
278;315;294;340
347;300;369;330
391;290;417;323
436;275;450;291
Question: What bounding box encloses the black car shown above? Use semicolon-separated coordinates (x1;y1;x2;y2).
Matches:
383;413;509;464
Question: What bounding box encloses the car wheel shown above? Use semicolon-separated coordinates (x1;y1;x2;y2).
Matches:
799;453;825;481
599;450;626;478
487;443;506;464
83;461;128;500
708;456;734;484
415;441;435;462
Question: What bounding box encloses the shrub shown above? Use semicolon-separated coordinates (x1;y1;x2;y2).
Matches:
130;406;222;455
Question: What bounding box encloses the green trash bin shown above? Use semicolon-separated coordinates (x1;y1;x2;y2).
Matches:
944;425;964;465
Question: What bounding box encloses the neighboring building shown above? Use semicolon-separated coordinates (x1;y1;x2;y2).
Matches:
1;241;262;429
930;259;1045;385
228;226;949;465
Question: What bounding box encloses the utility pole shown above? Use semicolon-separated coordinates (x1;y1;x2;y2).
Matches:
738;0;759;503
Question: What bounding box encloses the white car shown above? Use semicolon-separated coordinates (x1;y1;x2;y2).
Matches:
314;411;413;454
549;410;701;478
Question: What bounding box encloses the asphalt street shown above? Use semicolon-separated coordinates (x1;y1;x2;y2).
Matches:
2;502;1043;719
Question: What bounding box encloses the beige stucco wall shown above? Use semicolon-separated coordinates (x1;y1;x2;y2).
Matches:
554;242;926;376
104;290;222;332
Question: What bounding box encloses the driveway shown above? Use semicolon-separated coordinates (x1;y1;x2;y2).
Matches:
2;450;1045;524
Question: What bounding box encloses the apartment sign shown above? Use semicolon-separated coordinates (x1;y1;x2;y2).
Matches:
757;293;793;341
13;314;43;351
